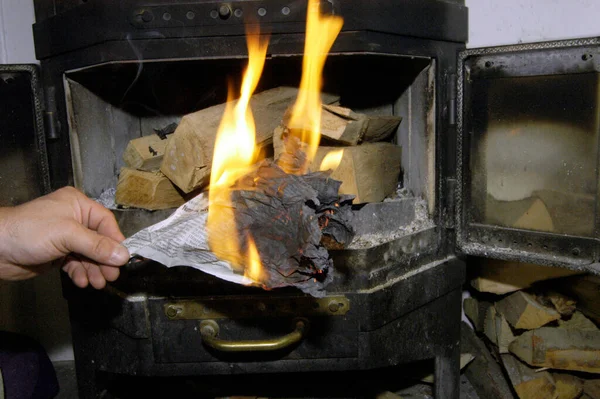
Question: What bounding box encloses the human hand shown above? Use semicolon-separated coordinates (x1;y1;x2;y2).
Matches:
0;186;130;289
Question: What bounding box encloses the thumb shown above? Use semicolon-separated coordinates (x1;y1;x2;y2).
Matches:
62;222;130;266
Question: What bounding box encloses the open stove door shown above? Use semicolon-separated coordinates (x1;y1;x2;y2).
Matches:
0;65;51;206
455;37;600;274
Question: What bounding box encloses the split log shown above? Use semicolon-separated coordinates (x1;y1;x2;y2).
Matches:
319;104;401;146
495;291;560;330
558;311;599;331
463;296;492;333
460;322;514;399
584;379;600;399
553;373;583;399
308;143;402;203
483;305;516;353
273;128;402;203
509;327;600;373
161;87;339;193
115;167;186;210
559;275;600;325
501;353;556;399
541;291;577;317
470;259;582;295
123;133;171;171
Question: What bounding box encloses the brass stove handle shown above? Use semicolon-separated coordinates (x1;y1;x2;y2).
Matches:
199;319;308;352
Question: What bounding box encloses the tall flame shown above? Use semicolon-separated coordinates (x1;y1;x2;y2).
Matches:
207;28;269;275
279;0;344;174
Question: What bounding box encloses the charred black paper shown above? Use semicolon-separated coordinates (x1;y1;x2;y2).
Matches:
210;160;354;297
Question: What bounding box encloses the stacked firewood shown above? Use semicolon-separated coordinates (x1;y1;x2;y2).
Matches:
114;122;188;211
114;86;403;210
463;259;600;399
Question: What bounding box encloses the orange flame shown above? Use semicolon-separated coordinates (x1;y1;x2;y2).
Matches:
319;149;344;172
279;0;343;174
245;236;265;283
207;28;269;276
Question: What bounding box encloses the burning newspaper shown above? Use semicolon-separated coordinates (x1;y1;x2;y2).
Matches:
123;161;354;298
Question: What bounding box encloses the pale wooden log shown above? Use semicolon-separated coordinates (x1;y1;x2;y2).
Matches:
463;296;492;333
319;104;401;145
161;87;339;193
484;306;517;353
584;379;600;399
558;311;599;331
308;143;402;203
542;291;577;317
495;291;560;330
123;133;171;171
483;305;499;343
115;167;186;211
501;353;557;399
559;275;600;325
509;327;600;374
470;258;581;295
553;373;583;399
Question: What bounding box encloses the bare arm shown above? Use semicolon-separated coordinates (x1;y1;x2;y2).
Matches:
0;186;130;289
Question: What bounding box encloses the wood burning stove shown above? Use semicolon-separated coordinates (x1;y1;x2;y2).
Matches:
2;1;600;398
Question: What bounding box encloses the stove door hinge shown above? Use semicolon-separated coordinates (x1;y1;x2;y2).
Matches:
43;85;60;140
443;177;457;230
447;73;457;127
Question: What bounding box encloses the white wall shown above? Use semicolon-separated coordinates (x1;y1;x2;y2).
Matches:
0;0;37;63
466;0;600;48
1;0;599;363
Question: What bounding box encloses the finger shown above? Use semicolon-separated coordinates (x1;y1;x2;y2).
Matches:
76;195;126;242
61;222;130;267
99;264;120;282
83;261;107;290
62;258;89;288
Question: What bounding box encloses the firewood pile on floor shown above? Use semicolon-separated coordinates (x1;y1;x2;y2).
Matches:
462;259;600;399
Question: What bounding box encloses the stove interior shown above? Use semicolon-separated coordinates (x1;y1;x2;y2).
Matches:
64;53;436;250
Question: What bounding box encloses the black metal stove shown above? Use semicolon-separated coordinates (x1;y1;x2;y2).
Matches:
2;1;600;398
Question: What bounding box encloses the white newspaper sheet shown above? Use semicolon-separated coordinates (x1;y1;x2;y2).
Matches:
122;193;252;286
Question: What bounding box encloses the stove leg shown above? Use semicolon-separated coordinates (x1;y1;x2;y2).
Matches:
434;337;460;399
75;360;107;399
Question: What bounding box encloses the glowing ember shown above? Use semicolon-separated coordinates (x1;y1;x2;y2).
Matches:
278;0;344;174
207;27;269;277
319;149;344;172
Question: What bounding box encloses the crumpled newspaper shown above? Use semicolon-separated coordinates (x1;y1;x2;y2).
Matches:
122;194;252;286
122;161;354;297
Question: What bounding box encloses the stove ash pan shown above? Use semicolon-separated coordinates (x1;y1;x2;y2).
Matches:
59;53;463;396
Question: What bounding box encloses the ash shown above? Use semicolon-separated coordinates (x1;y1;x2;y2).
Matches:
94;188;118;209
347;196;434;250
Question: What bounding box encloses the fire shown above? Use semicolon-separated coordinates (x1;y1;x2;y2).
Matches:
207;3;343;285
207;28;269;275
319;149;344;172
245;236;265;283
279;0;344;174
